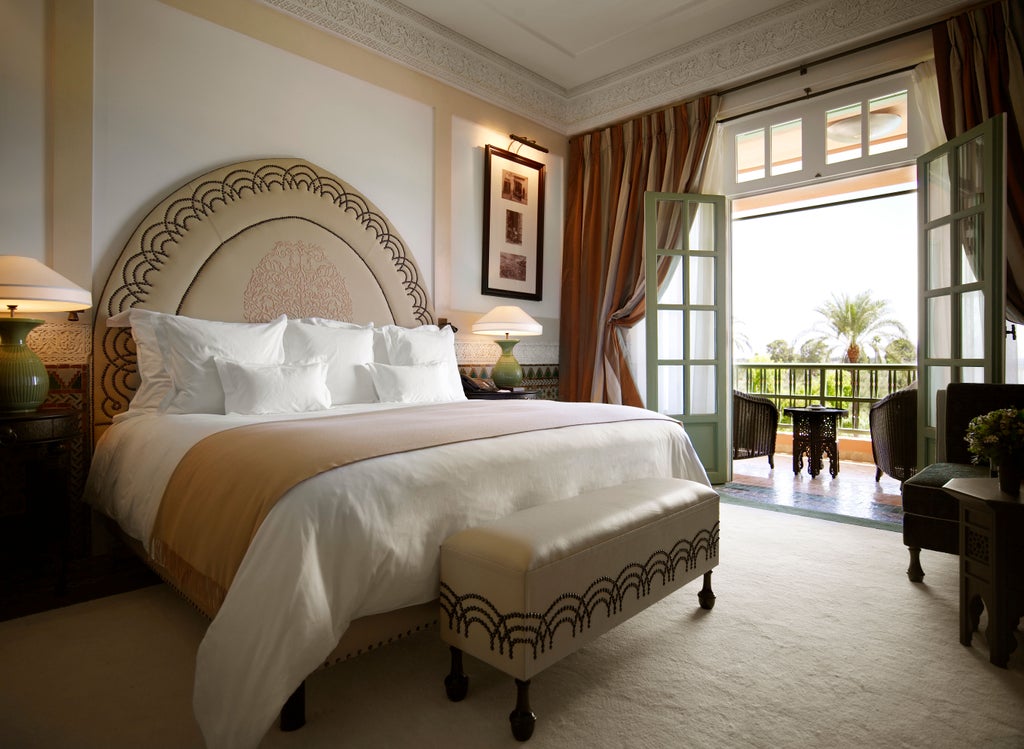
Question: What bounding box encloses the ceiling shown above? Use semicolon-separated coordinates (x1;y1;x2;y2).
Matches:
395;0;796;91
261;0;970;135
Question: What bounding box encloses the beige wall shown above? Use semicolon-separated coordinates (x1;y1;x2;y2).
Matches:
4;0;568;365
162;0;567;348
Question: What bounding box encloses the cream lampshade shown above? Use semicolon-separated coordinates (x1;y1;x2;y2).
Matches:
471;305;542;389
0;255;92;412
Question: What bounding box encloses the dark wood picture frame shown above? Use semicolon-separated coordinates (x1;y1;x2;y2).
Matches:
482;145;544;301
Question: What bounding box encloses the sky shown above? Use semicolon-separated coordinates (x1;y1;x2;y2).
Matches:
731;192;917;360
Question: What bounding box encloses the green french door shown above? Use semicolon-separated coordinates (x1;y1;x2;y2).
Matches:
917;114;1006;465
644;192;729;483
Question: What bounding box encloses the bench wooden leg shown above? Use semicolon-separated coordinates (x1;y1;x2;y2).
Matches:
444;646;469;702
279;680;306;732
698;570;716;610
509;678;536;741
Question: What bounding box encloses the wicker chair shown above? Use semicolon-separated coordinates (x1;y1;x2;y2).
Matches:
733;390;779;469
868;383;917;485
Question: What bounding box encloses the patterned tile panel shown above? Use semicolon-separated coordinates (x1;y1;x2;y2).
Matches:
458;363;559;401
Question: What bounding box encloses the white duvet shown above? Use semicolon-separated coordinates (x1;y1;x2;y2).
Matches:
84;401;709;749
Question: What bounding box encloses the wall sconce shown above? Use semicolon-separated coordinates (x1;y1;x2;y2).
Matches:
472;305;542;389
0;255;92;412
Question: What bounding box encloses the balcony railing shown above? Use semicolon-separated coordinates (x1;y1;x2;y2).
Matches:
734;362;916;435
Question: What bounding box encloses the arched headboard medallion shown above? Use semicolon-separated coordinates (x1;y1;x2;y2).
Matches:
92;158;434;441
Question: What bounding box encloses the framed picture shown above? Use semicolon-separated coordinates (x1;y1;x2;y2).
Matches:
482;145;544;301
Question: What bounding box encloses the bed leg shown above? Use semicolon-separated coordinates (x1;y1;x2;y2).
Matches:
444;646;469;702
509;678;536;741
698;570;716;610
279;680;306;732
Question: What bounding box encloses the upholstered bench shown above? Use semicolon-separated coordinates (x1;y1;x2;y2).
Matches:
439;477;719;740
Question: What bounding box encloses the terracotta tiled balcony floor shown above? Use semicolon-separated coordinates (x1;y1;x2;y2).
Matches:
722;452;904;530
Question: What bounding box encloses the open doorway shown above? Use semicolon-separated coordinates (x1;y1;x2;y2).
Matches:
732;166;918;368
728;166;918;525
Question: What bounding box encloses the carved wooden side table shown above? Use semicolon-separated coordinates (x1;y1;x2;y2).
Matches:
783;406;848;478
944;477;1024;668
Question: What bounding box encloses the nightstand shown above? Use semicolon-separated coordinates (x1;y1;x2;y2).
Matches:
465;390;539;400
0;408;80;595
944;477;1024;668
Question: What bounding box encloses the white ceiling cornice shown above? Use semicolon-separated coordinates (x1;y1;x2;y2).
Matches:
261;0;570;132
261;0;965;136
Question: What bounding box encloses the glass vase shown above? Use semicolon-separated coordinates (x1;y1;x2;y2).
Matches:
999;459;1022;497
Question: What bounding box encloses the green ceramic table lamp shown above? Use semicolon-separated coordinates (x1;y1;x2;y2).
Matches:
472;305;542;389
0;255;92;412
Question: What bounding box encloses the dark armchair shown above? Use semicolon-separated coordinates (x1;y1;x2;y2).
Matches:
901;382;1024;582
869;383;917;485
733;390;779;469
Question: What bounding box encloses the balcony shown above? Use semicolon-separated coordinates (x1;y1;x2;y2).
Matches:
734;361;916;435
730;361;914;528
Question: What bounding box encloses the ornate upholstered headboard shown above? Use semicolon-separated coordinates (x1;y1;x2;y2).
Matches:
92;158;434;442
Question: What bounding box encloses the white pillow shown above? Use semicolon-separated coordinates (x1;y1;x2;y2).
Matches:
283;320;376;404
215;358;331;415
106;308;174;412
373;323;440;364
366;361;465;404
157;314;288;414
380;325;465;401
300;317;372;329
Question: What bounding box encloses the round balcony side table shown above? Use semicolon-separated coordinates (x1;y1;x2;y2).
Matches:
783;406;848;478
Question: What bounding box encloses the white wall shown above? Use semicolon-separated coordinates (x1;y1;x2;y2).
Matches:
0;0;46;261
450;116;562;322
92;0;434;300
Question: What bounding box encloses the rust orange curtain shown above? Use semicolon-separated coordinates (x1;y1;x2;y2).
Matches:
559;96;719;404
933;0;1024;323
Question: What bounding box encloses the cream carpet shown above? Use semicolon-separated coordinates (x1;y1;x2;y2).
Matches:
1;503;1022;749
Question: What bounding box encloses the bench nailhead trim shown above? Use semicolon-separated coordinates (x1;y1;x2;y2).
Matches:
440;522;719;660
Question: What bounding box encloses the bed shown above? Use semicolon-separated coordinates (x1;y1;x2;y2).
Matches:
84;158;710;749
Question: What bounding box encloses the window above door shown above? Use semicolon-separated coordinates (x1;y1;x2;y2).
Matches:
724;72;919;196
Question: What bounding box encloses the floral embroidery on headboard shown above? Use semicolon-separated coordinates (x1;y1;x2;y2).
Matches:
243;241;353;321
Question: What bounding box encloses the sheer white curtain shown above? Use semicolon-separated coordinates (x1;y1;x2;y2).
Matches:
912;60;947;152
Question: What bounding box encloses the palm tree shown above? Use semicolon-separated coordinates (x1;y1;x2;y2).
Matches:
813;291;909;363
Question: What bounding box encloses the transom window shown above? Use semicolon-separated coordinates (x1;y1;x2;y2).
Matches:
726;73;916;195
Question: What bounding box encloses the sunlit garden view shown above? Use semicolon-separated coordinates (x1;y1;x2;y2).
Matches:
732;191;917;365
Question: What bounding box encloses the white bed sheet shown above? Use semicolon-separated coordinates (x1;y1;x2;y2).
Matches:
84;402;709;749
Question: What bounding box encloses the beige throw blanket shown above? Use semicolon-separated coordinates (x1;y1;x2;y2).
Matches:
150;400;674;616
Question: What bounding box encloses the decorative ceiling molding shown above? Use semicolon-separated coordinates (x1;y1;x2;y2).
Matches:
261;0;965;135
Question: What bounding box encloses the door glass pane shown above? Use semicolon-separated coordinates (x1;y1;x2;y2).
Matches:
689;256;715;305
657;310;684;359
961;367;985;383
736;128;765;182
688;311;715;359
657;257;684;304
689;365;716;414
957;136;984;212
927;154;951;222
926;366;951;426
656;200;686;250
826;103;862;163
688;202;714;250
958;215;983;284
657;365;685;415
927;225;951;289
927;295;951;358
961;290;984;358
868;91;908;155
771;119;802;175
